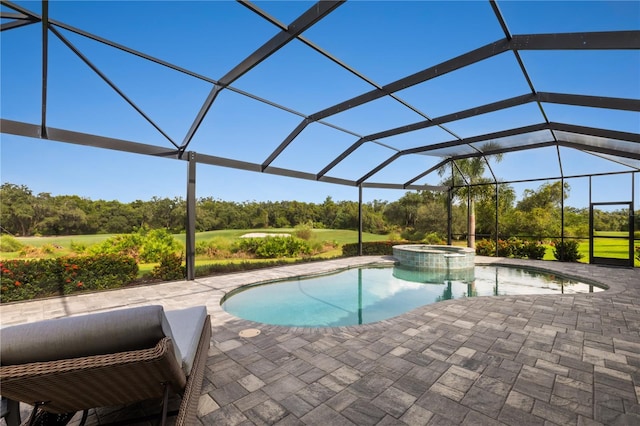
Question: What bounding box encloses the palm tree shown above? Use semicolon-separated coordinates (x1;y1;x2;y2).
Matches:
438;147;503;249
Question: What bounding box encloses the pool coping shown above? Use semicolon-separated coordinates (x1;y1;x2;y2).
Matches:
216;257;610;332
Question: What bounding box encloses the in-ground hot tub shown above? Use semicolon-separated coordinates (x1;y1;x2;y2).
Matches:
392;245;475;270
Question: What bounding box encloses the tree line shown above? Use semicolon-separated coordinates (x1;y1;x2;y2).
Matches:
1;182;636;240
0;183;393;236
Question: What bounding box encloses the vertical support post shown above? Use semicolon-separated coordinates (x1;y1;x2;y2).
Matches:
630;173;635;266
447;188;452;245
560;176;565;261
589;176;593;264
41;0;49;138
495;183;499;257
358;185;363;256
186;152;196;280
357;268;363;324
467;185;471;249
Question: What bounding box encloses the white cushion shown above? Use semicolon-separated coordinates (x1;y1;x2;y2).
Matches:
165;306;207;375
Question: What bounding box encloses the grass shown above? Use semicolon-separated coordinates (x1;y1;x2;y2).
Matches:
541;235;640;267
188;228;387;245
2;229;392;277
4;230;638;270
7;234;115;248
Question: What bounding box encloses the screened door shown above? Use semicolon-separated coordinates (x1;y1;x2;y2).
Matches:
590;202;634;267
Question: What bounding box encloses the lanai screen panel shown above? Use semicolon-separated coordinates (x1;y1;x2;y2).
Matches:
1;0;638;194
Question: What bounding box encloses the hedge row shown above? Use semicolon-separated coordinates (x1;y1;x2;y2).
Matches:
1;254;138;303
475;238;547;260
342;239;551;261
234;236;312;258
342;241;413;257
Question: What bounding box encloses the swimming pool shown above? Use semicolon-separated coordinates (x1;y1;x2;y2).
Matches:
221;265;603;327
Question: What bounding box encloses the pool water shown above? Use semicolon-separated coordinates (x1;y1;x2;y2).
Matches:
221;265;603;327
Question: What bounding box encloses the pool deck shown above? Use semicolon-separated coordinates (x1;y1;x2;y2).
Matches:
1;256;639;425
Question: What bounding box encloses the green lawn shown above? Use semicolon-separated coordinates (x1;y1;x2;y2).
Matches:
8;229;387;250
4;230;638;268
1;234;117;259
183;228;387;245
3;229;392;275
542;236;640;267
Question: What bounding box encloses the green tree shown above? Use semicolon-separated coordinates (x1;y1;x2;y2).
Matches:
147;196;185;231
439;149;503;248
516;181;568;212
503;181;568;239
383;192;423;228
36;195;88;235
0;183;37;236
321;196;337;228
563;207;588;238
474;184;516;239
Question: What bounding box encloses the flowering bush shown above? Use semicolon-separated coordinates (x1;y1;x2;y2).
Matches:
474;239;494;256
1;255;138;303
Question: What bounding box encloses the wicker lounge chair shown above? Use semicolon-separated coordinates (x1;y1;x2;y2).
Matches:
0;305;211;426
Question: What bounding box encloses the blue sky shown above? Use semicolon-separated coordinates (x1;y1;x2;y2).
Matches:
1;0;639;208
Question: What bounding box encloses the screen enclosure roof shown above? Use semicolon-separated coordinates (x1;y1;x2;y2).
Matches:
1;0;639;193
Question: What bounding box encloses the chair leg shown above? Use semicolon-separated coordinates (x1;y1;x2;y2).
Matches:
26;402;44;426
1;398;21;426
159;383;170;426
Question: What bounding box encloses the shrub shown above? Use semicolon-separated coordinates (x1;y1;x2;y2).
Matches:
475;239;495;256
70;240;87;254
65;254;138;292
294;222;315;240
194;259;291;276
1;258;59;302
151;253;185;281
234;236;312;258
1;255;138;302
0;235;23;252
89;233;142;260
423;232;446;245
387;231;402;242
40;244;56;254
18;245;56;258
552;239;583;262
139;229;183;263
400;228;425;242
89;228;182;263
195;238;232;259
521;240;547;260
342;241;412;256
496;239;514;257
635;245;639;261
474;238;545;260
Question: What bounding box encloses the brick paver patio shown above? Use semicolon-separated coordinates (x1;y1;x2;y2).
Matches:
1;256;639;425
